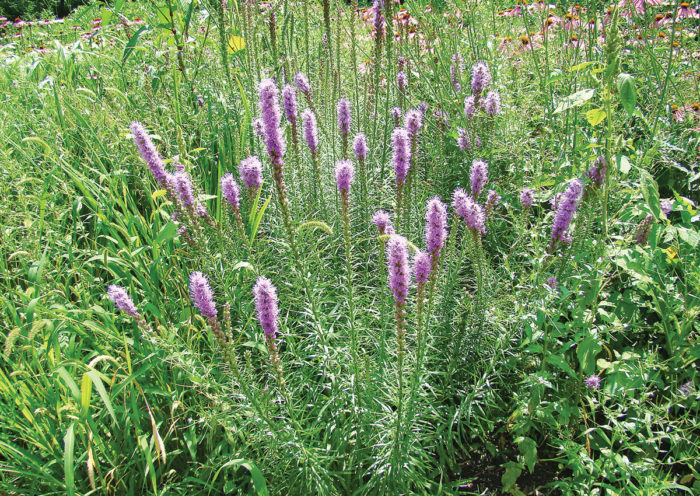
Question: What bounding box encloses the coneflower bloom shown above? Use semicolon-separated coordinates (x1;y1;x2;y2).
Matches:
483;90;501;115
470;62;492;95
238;156;263;194
457;127;470;151
549;178;584;249
464;95;476;120
372;210;395;235
189;271;217;319
424;196;447;265
470;159;489;198
520;187;535;208
130;121;168;186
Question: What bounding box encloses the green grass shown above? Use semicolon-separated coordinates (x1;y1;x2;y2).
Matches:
0;0;698;494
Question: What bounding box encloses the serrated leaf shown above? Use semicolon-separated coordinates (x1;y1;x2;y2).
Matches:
586;108;606;126
553;88;596;114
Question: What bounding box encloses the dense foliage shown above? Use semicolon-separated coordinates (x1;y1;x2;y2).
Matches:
0;0;698;494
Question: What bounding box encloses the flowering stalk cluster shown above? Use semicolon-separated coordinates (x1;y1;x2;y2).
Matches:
107;285;151;333
549;178;584;251
253;276;283;381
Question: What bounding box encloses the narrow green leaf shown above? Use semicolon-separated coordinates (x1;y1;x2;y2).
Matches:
64;424;75;496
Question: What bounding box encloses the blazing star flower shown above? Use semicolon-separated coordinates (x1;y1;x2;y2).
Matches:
392;127;411;186
386;235;411;305
239;156;263;192
353;133;368;162
635;214;654;245
253;275;279;339
172;172;196;208
483;90;501;115
585;156;607;187
335;160;355;195
252;118;264;137
584;374;601;389
302;108;319;153
282;84;298;125
464;95;476;120
372;210;394;235
414;250;432;285
550;179;584;247
221;173;241;211
294;72;311;95
130;121;168;186
391;106;403;126
189;271;217;319
107;285;139;317
470;159;489;198
425;196;447;261
397;69;408;91
258;78;286;164
545;276;558;290
404;109;423;139
661;199;672;216
337;97;352;136
457;127;471;152
453;188;486;234
520;188;535;208
485;189;501;217
418;102;428;116
471;62;492;95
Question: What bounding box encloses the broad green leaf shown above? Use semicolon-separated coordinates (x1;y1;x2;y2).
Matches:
640;170;660;219
586;108;606;126
616;154;631;175
80;373;93;418
553;88;595;114
501;462;522;491
213;458;269;496
676;226;699;248
616;73;636;117
154;221;178;246
87;370;117;424
577;336;601;375
517;437;538;473
64;424;75;496
545;355;576;378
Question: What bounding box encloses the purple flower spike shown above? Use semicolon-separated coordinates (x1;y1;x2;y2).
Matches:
425;196;447;261
520;188;535;208
453;188;486;234
337;98;351;136
239;156;263;192
485;189;501;217
386;235;411;305
470;159;489;198
392;127;411;186
483;90;501;115
457;127;470;152
585;375;601;390
635;214;654;246
372;210;394;235
335;160;355;195
107;285;139;318
546;276;558;291
353;133;368;162
294;72;311;96
258;78;286;163
282;84;298;125
397;70;408;91
252;118;264;137
404;109;423;139
471;62;492;95
661;199;672;216
585;156;607;187
418;101;428;116
173;172;195;207
302;108;319;153
189;271;217;319
550;178;584;247
253;275;279;339
464;95;476;120
130;121;168;186
391;106;403;126
414;250;432;285
221;173;241;211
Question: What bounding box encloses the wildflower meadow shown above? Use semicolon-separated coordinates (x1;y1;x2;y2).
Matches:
0;0;699;494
